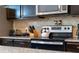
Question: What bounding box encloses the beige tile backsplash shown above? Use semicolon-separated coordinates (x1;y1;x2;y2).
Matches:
13;15;79;37
13;15;79;32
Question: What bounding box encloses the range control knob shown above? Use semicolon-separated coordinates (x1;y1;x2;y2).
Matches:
68;27;70;30
64;27;66;30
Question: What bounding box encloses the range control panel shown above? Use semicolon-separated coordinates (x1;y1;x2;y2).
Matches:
42;25;72;33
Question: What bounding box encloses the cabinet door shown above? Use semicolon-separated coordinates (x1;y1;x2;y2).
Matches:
13;39;24;47
65;42;79;52
68;5;79;15
22;5;36;18
38;5;59;12
37;5;59;15
37;5;68;15
2;39;14;46
13;39;30;47
6;5;20;19
6;8;16;19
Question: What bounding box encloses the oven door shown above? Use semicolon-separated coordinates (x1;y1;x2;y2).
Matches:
49;32;72;39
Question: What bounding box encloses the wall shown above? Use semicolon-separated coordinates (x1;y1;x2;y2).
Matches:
0;7;13;36
13;15;79;38
13;15;79;32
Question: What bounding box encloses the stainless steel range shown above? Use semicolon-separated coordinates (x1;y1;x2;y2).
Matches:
41;25;72;38
30;25;72;51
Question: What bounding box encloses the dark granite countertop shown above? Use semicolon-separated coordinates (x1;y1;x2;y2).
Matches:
0;36;31;39
65;37;79;42
1;37;79;43
0;36;50;40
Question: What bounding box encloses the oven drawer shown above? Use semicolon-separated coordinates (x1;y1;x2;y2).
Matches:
65;42;79;52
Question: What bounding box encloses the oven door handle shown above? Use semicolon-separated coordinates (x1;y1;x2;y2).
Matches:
31;41;63;45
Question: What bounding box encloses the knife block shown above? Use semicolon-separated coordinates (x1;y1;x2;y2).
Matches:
33;30;39;38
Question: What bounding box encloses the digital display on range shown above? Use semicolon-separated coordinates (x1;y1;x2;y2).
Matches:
51;27;61;30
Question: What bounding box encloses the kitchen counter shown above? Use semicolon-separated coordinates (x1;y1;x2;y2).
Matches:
0;36;31;39
1;37;79;42
0;45;66;53
0;36;50;40
65;38;79;42
0;37;75;52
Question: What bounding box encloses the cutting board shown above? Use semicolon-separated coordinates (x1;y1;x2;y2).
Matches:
72;25;77;39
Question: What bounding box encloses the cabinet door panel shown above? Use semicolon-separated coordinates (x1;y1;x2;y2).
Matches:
38;5;59;13
65;42;79;52
69;5;79;15
6;8;16;19
22;5;36;17
13;39;30;47
2;39;14;46
6;5;20;18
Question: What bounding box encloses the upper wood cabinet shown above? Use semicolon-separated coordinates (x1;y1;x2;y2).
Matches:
5;5;68;19
68;5;79;15
36;5;68;15
5;5;36;19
